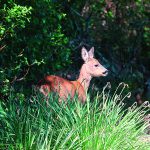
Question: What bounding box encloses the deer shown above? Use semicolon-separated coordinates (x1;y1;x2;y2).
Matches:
38;47;108;103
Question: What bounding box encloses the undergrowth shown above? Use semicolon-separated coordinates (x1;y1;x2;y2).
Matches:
0;83;149;150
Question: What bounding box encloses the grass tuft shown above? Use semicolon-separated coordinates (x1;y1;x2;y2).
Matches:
0;83;149;149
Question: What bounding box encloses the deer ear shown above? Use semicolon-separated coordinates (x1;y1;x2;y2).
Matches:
81;47;89;62
88;47;94;58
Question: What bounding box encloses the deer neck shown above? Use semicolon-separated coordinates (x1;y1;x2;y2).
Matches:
77;64;92;91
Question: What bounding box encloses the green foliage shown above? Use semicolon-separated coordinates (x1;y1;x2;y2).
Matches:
0;2;32;96
0;3;32;38
0;0;149;98
0;84;149;149
0;0;71;97
144;26;150;47
91;0;149;61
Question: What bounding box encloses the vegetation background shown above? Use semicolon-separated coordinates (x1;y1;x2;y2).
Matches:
0;0;150;102
0;0;150;149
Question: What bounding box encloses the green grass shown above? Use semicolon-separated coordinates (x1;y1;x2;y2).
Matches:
0;83;149;150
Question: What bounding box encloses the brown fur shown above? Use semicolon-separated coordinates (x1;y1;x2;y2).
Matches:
39;75;86;103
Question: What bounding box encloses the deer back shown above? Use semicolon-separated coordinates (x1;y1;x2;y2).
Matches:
38;75;86;102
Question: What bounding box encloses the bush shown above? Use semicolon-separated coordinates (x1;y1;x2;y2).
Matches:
0;0;71;97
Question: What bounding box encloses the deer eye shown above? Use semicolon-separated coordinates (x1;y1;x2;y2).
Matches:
94;64;99;67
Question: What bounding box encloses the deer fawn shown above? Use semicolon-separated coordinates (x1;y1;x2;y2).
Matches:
38;47;108;103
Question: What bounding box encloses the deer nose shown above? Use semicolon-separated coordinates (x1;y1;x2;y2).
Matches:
102;70;108;76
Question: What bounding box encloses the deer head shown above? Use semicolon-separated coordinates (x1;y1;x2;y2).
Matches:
81;47;108;77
